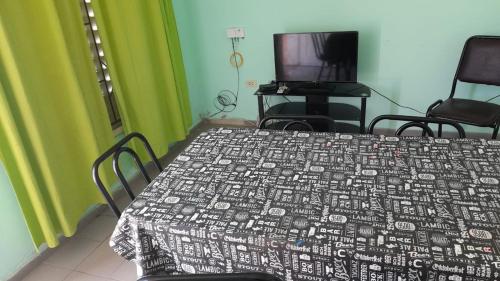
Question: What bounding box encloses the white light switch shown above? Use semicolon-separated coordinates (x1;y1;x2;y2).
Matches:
226;27;245;39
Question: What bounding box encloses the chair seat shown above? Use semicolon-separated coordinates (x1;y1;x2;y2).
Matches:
429;98;500;127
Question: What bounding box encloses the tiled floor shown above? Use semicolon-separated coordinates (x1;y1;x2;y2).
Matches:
19;190;142;281
17;122;254;281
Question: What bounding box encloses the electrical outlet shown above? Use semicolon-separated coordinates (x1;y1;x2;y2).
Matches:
245;80;258;88
227;27;245;39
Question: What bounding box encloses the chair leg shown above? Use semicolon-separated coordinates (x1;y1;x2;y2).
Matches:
422;122;429;137
438;124;443;138
493;124;499;140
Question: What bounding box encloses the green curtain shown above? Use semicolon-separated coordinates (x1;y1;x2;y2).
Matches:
92;0;192;157
0;1;115;248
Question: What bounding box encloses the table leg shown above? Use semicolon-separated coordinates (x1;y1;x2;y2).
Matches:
258;95;265;122
360;97;367;133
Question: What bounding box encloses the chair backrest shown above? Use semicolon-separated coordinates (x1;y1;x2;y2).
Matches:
259;115;336;132
368;115;466;138
451;36;500;97
92;132;162;218
137;273;282;281
323;32;358;64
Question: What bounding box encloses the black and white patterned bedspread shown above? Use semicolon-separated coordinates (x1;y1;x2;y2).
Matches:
110;128;500;281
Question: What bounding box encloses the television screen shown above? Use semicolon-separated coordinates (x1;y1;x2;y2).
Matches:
274;31;358;82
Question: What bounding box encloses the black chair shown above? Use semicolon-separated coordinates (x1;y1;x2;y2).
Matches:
259;115;336;132
427;35;500;139
368;115;466;138
137;272;282;281
312;32;357;81
92;132;163;218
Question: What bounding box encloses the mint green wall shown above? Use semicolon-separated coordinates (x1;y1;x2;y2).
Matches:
173;0;500;131
0;164;36;281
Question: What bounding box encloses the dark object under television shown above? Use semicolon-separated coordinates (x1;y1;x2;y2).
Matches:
274;31;358;83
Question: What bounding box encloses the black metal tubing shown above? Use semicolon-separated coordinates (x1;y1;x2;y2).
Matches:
426;99;443;116
92;132;162;218
282;120;314;131
259;115;337;132
113;147;150;201
396;122;435;137
137;272;282;281
257;95;265;121
492;121;500;140
448;36;471;99
360;97;367;133
368;115;466;138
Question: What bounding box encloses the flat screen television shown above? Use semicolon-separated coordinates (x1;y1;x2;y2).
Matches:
274;31;358;83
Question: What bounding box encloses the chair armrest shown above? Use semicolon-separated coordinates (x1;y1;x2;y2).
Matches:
259;115;336;132
426;100;443;116
367;114;466;138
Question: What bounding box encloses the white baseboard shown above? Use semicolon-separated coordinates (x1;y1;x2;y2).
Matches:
205;118;257;127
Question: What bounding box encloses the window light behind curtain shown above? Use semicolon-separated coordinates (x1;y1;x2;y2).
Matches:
80;0;121;129
90;0;193;158
0;0;115;247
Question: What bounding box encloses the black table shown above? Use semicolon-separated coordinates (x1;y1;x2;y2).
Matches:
110;128;500;280
255;82;371;133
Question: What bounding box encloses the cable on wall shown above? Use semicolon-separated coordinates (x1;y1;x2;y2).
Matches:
230;51;244;68
486;94;500;102
366;86;426;115
367;86;500;113
210;38;242;117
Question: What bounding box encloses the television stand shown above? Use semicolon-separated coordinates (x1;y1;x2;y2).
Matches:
255;82;371;133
